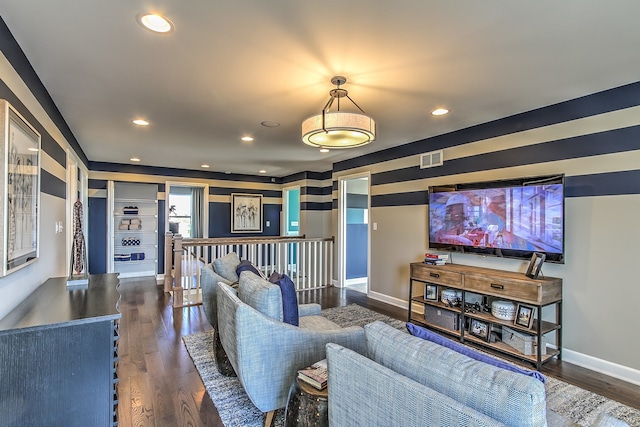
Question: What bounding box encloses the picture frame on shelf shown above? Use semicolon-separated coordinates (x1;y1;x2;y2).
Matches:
231;193;263;233
468;318;490;341
525;252;546;279
0;100;41;277
515;304;535;329
424;284;438;300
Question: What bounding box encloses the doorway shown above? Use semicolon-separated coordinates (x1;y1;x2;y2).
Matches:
166;182;209;238
338;174;370;293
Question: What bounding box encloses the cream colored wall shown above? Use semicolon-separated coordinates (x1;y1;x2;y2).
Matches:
0;53;78;319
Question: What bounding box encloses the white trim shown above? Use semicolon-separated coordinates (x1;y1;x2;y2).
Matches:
367;290;407;310
562;348;640;387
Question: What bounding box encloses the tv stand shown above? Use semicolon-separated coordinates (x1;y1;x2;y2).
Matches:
408;262;562;370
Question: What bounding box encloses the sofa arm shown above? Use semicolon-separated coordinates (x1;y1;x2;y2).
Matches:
326;343;506;427
298;303;321;317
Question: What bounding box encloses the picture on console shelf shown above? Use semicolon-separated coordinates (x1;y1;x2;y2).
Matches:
469;318;490;341
515;304;535;329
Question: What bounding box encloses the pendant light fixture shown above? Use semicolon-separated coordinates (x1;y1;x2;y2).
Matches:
301;76;376;149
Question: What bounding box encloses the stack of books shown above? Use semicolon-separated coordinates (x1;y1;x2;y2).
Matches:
424;253;449;265
297;359;328;390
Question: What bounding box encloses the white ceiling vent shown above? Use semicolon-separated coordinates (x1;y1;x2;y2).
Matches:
420;150;443;169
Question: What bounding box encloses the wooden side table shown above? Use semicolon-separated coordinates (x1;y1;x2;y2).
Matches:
284;377;328;427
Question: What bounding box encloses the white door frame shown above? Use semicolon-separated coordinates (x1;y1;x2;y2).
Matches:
165;181;209;237
282;185;301;236
337;171;371;290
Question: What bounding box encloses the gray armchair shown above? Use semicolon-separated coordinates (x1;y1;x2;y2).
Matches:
216;272;366;426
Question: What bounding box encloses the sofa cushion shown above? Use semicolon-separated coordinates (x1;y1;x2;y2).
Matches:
406;323;545;383
237;270;283;321
213;252;241;282
365;321;547;427
269;272;299;326
201;264;233;328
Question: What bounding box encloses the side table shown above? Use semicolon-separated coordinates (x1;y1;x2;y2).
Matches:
284;376;328;427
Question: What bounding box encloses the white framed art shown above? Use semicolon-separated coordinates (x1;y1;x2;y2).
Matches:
0;99;41;276
231;193;263;233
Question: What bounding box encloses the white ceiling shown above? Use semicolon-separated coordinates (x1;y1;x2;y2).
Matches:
2;1;640;177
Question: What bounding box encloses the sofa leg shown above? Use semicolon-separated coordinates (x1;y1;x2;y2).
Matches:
264;410;276;427
214;329;236;377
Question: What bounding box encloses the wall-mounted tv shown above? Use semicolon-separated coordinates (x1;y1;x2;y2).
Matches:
428;175;565;263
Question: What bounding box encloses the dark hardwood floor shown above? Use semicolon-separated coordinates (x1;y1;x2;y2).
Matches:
117;277;640;426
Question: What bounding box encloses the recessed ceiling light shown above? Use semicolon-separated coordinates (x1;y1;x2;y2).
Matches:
431;108;449;116
137;13;174;33
261;121;280;127
319;148;330;153
241;136;254;142
133;119;149;126
259;170;267;174
130;157;141;162
201;164;210;168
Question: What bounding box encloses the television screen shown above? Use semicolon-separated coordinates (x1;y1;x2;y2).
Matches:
428;175;564;263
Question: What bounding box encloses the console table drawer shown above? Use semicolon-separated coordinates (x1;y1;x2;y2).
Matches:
464;274;540;303
410;264;462;287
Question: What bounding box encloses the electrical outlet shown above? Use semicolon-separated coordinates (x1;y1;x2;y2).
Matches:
266;221;270;227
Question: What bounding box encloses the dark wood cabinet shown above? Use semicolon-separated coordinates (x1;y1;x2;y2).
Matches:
0;274;121;426
409;262;562;370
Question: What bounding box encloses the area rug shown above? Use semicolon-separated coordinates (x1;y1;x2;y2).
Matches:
183;304;640;427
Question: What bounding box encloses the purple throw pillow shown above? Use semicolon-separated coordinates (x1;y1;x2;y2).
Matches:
268;272;299;326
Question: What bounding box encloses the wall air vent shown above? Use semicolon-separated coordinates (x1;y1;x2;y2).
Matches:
420;150;443;169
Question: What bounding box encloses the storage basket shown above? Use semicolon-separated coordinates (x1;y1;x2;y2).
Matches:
502;325;546;356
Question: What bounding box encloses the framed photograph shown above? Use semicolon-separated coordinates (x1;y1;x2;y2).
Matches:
231;193;263;233
0;100;41;276
468;318;490;341
515;304;535;329
424;284;438;300
525;252;546;279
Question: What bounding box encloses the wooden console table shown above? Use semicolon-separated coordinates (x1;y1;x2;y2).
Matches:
409;262;562;370
0;274;121;426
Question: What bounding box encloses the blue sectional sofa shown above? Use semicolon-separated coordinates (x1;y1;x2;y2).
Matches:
327;321;546;427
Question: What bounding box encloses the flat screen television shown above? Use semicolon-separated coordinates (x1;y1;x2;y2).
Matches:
428;175;565;263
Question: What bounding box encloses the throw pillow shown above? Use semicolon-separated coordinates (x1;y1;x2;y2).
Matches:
237;271;283;321
406;322;546;383
236;259;266;279
213;252;240;282
269;272;299;326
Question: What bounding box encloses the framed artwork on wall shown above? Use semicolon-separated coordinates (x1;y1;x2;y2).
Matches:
231;193;263;233
0;99;41;276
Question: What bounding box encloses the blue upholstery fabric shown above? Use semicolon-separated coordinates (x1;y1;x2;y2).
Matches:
406;323;546;383
213;252;240;282
236;259;265;278
269;272;299;326
200;263;233;328
216;282;366;413
327;343;506;427
365;321;547;427
237;271;283;321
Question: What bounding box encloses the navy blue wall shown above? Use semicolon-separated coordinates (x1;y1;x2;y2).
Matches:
88;197;107;274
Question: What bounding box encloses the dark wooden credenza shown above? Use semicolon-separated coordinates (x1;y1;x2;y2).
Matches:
0;274;121;427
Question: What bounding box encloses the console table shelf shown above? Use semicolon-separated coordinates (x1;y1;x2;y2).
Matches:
409;262;562;370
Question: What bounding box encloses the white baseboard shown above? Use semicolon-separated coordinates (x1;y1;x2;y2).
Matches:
562;348;640;387
368;291;408;310
156;274;164;284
